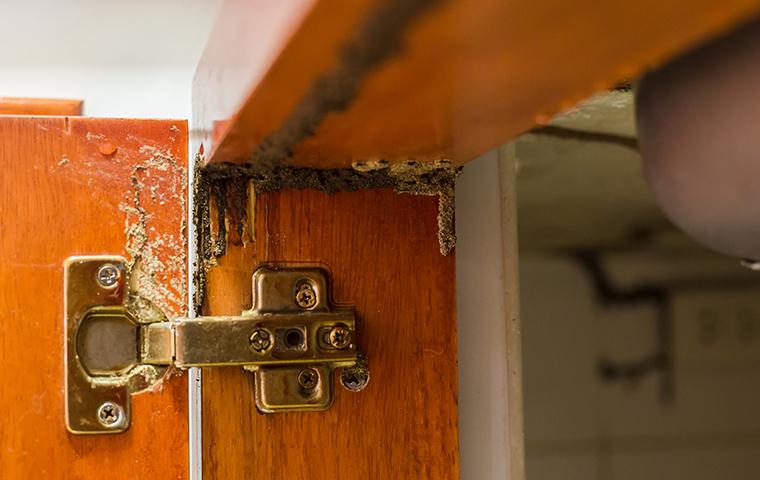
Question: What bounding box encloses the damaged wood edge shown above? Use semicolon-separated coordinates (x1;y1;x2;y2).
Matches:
247;0;444;167
123;146;188;318
192;0;455;317
192;157;460;314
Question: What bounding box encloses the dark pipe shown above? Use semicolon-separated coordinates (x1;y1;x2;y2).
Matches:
575;251;673;402
636;17;760;260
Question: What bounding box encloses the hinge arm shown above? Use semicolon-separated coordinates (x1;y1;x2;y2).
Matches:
140;313;357;369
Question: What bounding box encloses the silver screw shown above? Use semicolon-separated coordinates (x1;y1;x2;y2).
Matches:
97;401;122;427
97;264;120;288
741;258;760;271
341;354;370;392
249;329;271;352
297;368;319;390
329;326;352;349
295;282;317;309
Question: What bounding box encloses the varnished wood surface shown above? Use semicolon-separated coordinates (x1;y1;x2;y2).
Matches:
202;188;459;479
0;116;188;478
0;97;83;115
194;0;760;167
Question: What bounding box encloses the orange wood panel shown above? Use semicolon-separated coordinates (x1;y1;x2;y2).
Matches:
201;188;459;479
0;97;83;115
0;116;188;478
194;0;760;168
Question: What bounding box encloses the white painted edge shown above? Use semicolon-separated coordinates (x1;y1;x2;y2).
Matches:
456;146;525;479
187;151;202;480
188;367;202;479
498;143;526;480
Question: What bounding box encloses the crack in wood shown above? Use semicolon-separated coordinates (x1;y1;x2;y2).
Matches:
250;0;445;167
192;159;460;313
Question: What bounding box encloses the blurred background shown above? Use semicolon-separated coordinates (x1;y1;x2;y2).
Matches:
0;0;218;118
517;90;760;479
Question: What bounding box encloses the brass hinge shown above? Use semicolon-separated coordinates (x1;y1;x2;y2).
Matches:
64;256;369;434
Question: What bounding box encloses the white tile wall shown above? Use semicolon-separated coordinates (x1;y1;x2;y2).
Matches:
522;254;760;480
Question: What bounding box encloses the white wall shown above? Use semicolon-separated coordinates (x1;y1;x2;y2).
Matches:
1;66;195;118
0;0;219;118
521;248;760;480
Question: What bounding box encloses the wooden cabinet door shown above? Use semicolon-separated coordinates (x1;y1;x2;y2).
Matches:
0;116;188;478
198;188;460;479
0;114;458;479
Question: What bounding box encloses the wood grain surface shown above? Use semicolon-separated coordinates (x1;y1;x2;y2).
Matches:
0;97;83;115
194;0;760;167
0;116;188;478
202;188;459;479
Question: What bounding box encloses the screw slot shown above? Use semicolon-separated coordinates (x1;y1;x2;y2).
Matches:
328;326;352;349
96;264;120;289
97;401;123;427
294;281;317;309
249;329;271;352
298;368;319;390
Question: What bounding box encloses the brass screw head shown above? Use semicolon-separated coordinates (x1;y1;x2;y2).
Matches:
328;326;352;349
96;264;120;289
295;282;317;309
249;329;271;352
297;368;319;390
97;401;122;427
